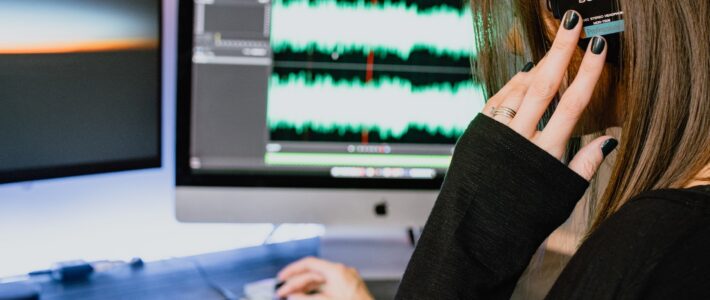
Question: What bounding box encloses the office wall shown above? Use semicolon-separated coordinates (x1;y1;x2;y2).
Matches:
0;0;283;278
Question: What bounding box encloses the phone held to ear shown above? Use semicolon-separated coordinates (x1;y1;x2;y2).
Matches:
547;0;623;63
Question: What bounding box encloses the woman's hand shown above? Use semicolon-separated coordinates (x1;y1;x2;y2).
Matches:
276;257;374;300
482;10;616;181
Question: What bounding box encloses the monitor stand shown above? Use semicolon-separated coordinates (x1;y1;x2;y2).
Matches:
321;227;415;279
320;226;418;279
319;227;418;298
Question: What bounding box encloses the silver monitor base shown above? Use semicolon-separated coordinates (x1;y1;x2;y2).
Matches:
176;187;437;227
319;227;415;280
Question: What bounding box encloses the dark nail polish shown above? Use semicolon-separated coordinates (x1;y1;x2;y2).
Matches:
275;280;286;290
590;36;606;55
521;62;534;72
562;10;580;30
601;139;619;158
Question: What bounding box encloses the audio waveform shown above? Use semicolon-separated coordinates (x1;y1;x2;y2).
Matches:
272;43;472;68
270;0;476;61
271;67;473;89
271;42;471;62
272;66;474;89
270;122;466;144
267;73;485;144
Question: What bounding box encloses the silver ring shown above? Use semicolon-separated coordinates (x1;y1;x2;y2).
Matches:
493;106;517;119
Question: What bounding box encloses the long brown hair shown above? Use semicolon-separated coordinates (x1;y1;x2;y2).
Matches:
469;0;710;233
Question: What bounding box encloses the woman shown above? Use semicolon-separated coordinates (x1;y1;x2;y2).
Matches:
275;0;710;298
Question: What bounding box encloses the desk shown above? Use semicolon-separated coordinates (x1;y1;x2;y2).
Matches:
5;238;404;300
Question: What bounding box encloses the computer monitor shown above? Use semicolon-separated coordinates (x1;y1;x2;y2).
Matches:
0;0;162;184
176;0;485;226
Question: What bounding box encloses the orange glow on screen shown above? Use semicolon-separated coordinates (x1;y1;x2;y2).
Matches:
0;39;158;54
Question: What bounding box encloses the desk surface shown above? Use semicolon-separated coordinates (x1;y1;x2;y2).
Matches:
35;238;319;300
8;238;405;300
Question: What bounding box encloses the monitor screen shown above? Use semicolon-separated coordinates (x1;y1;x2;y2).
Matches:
177;0;484;189
0;0;162;184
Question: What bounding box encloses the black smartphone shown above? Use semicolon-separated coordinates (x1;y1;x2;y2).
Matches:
547;0;624;63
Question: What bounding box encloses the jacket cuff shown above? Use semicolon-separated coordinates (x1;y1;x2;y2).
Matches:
446;113;589;273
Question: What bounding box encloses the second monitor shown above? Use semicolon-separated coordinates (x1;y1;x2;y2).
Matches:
176;0;485;225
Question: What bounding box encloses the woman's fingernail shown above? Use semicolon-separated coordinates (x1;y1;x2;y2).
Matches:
601;138;619;158
521;62;534;72
590;36;606;55
562;10;580;30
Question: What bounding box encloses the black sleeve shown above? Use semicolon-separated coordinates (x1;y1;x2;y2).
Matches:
396;114;589;300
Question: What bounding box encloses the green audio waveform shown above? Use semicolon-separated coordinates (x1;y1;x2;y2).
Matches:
267;73;486;140
270;120;466;140
270;0;476;60
270;72;475;92
271;42;471;61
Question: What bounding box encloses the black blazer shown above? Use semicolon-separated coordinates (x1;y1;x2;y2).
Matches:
396;114;710;299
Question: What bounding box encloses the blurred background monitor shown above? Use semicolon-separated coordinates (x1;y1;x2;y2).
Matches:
0;0;162;184
176;0;484;226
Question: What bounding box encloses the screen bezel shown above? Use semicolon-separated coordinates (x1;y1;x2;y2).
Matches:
0;0;163;185
175;0;446;190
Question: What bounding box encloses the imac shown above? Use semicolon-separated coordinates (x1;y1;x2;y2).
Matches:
175;0;485;226
0;0;162;184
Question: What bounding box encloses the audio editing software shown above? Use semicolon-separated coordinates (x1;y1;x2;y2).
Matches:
189;0;485;179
